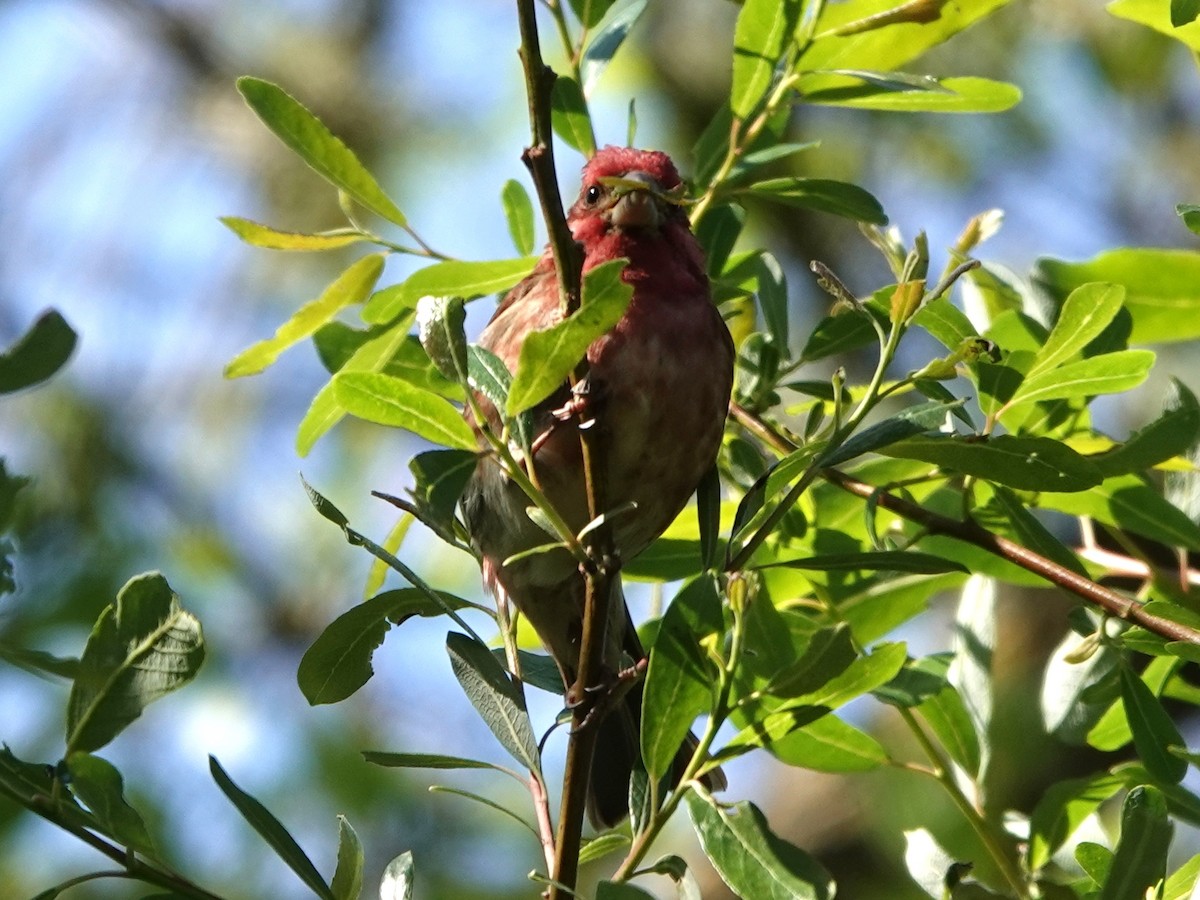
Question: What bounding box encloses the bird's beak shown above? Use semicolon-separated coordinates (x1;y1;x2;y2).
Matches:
599;171;676;231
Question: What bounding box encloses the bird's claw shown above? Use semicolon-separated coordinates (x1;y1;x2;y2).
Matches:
567;658;646;734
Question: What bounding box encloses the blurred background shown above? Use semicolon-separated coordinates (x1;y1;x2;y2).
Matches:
1;0;1199;897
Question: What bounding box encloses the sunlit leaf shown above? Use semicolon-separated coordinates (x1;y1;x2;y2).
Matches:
768;713;889;772
331;816;363;900
67;573;204;754
1039;476;1200;550
742;177;887;224
226;254;385;378
1090;379;1200;477
802;74;1021;113
551;75;596;156
882;434;1102;492
66;753;155;855
821;399;965;467
237;77;407;226
507;258;632;415
1006;349;1155;410
1108;0;1200;50
380;851;414;900
731;0;801;118
363;257;537;324
500;180;535;256
1121;665;1187;784
219;217;366;251
581;0;649;95
1098;785;1171;900
333;372;476;450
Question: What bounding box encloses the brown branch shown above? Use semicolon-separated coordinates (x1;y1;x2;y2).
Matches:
516;2;615;896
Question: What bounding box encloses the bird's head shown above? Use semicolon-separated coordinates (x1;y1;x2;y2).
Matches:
569;146;689;236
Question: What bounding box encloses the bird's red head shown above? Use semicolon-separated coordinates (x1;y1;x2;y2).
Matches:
580;146;683;192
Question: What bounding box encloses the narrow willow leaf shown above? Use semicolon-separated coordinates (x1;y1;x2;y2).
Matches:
643;580;717;780
686;793;834;900
363;257;537;324
698;205;748;276
743;177;887;224
1034;249;1200;344
219;216;366;251
0;640;78;679
1005;349;1155;410
1091;379;1200;477
1040;476;1200;550
362;751;508;772
990;486;1089;576
1121;665;1188;783
882;434;1102;492
1076;841;1113;887
798;311;879;363
697;466;722;570
581;0;648;95
768;714;888;772
226;254;385;378
761;551;966;575
331;816;363;900
333;372;476;450
917;684;981;776
66;753;155;855
298;589;469;705
446;632;541;773
500;180;535;256
820;399;965;467
1162;852;1200;900
1098;785;1171;900
912;295;979;351
579;832;632;865
731;0;801;118
507;258;633;415
803;75;1021;113
1088;655;1176;752
210;756;334;900
0;309;77;394
1025;283;1126;381
550;75;596;155
949;576;995;778
380;851;414;900
66;573;204;754
297;318;411;456
237;77;406;226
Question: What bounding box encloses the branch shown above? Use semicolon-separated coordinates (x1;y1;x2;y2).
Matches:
515;3;616;896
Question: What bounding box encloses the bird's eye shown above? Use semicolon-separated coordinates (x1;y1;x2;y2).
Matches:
584;185;603;205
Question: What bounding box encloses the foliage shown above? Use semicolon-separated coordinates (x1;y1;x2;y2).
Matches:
4;0;1200;898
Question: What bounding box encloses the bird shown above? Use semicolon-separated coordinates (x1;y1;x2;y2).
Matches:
461;145;734;826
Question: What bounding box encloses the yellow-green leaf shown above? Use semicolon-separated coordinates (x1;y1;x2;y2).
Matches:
220;216;366;251
333;372;475;450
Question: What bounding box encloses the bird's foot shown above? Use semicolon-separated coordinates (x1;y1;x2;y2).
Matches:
568;657;646;734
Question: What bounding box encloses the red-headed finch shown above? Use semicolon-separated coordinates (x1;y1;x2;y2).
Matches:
462;146;734;826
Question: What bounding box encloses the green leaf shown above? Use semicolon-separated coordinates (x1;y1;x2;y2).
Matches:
1039;476;1200;551
210;756;334;899
579;831;632;866
581;0;648;94
1088;654;1176;752
1163;853;1200;900
226;254;385;378
798;0;1015;72
67;573;205;754
0;309;77;393
760;551;967;575
1109;0;1200;48
742;177;887;224
697;466;722;571
219;216;366;251
409;448;476;525
990;486;1088;576
446;632;541;773
643;578;720;780
237;77;406;226
333;372;476;450
595;882;656;899
949;576;994;778
1099;785;1172;900
0;640;78;679
1174;0;1200;26
767;714;888;772
917;684;981;776
1178;203;1200;235
1076;841;1113;887
1121;664;1188;783
882;434;1102;492
362;751;508;772
1005;349;1155;410
363;257;537;324
1091;379;1200;477
761;625;857;699
379;851;414;900
298;589;469;705
331;816;364;900
731;0;801;118
686;793;834;900
1028;773;1126;874
1034;249;1200;344
66;753;155;855
911;295;979;351
297;318;411;456
699;206;748;277
569;0;618;27
821;399;966;467
506;258;633;415
550;75;596;156
802;74;1021;113
1026;283;1126;381
500;180;535;256
416;295;468;383
798;311;879;363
